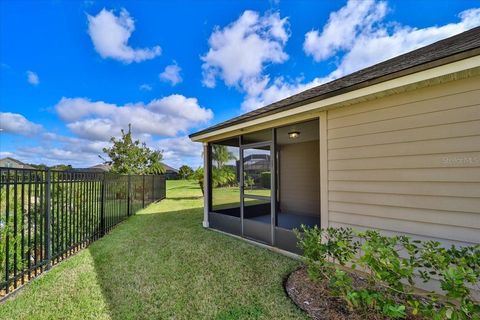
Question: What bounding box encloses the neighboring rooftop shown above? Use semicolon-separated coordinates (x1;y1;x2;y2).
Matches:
87;163;112;172
0;157;35;169
162;163;179;173
190;26;480;138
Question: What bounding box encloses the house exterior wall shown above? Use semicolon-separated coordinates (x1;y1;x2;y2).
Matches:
0;158;29;169
324;75;480;247
279;140;320;216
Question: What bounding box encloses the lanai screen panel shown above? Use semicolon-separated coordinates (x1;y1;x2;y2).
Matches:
211;138;241;217
276;119;320;230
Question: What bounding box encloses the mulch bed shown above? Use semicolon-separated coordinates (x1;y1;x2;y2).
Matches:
285;267;424;320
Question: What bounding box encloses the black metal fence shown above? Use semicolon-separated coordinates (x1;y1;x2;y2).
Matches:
0;168;166;296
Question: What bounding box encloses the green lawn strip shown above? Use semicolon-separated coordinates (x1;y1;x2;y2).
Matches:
0;249;110;320
212;186;270;210
0;180;306;320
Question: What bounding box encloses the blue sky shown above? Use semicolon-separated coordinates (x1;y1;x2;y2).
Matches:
1;0;479;169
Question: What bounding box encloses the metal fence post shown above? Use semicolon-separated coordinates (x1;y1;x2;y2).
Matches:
127;175;132;216
142;175;145;208
162;175;166;200
100;174;106;236
152;175;155;202
5;169;10;292
0;168;169;296
44;169;52;270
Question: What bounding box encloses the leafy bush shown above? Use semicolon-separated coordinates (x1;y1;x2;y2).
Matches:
178;165;194;180
296;226;480;319
192;167;204;194
244;176;255;189
212;167;237;188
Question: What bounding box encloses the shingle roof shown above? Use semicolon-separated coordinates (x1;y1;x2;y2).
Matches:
0;157;35;169
190;26;480;139
161;162;179;173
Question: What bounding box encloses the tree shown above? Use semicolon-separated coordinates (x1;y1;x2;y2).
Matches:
212;145;236;168
178;165;194;180
50;164;73;171
101;124;165;175
28;163;48;170
193;167;204;195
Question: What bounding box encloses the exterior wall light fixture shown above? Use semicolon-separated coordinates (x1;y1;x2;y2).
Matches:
288;131;300;139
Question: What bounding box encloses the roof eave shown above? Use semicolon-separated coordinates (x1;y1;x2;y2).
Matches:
190;53;480;142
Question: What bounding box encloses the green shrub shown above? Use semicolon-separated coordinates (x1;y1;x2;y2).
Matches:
417;242;480;319
296;225;480;319
244;176;255;189
212;167;237;188
294;227;359;280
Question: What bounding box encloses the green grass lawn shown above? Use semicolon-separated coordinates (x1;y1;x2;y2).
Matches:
212;186;270;210
0;180;306;320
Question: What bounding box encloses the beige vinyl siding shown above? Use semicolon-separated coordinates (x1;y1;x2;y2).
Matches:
326;75;480;246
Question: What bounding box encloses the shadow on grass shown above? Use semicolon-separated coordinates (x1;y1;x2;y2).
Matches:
87;205;304;320
88;207;203;319
167;196;203;201
167;185;200;190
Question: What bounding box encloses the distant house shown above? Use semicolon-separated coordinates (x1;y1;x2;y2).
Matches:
242;154;270;172
161;163;179;180
0;157;34;169
87;163;112;172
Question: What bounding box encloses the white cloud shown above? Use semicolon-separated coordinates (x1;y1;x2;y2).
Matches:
241;76;323;111
43;132;109;154
54;95;213;141
0;112;42;135
0;95;212;167
201;10;289;89
0;151;16;158
67;118;117;141
304;0;387;62
39;132;112;166
0;115;107;166
304;1;480;77
26;71;40;85
157;136;203;169
246;2;480;112
87;8;161;63
1;105;207;168
14;134;202;169
8;130;122;167
139;84;152;91
55;98;113;122
15;145;102;167
37;131;202;168
159;62;183;86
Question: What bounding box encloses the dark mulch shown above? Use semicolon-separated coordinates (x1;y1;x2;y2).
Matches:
285;267;424;320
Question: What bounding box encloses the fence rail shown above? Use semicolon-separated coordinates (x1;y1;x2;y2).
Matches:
0;168;166;296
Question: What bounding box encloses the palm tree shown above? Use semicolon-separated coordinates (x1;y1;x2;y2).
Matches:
212;145;236;169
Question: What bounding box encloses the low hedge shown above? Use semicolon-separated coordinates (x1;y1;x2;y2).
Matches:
295;226;480;319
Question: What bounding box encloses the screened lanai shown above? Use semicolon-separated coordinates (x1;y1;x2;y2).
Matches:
206;119;320;253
